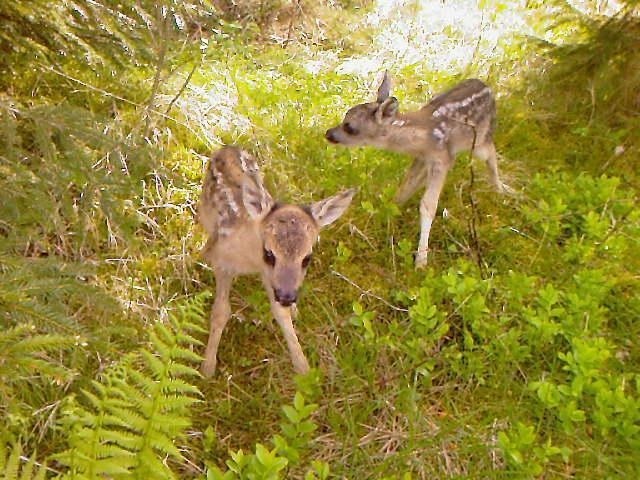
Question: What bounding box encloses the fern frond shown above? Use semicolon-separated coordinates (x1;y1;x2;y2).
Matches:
0;324;76;410
0;0;159;72
56;294;207;478
0;443;48;480
0;253;119;337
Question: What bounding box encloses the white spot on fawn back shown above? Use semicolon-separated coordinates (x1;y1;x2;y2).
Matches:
432;127;446;144
211;163;240;237
432;87;491;119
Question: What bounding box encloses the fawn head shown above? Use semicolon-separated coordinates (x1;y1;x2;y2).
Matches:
242;183;356;306
325;71;400;147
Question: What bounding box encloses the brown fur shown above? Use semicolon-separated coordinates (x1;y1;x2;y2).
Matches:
198;146;356;376
326;73;511;267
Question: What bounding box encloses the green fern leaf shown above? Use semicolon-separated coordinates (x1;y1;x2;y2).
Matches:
0;443;48;480
56;294;206;478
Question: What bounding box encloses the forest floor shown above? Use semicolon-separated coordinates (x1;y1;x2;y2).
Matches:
2;1;639;478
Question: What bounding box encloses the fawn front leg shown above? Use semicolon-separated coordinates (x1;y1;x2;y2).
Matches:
263;276;310;374
201;270;233;377
416;160;450;268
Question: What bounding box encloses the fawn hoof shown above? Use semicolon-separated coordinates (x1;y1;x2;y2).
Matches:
293;359;310;375
498;182;515;195
200;359;216;378
414;250;429;269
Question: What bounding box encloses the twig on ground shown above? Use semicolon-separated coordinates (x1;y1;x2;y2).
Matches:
330;269;408;313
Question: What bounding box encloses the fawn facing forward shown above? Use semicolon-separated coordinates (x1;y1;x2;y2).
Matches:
198;146;356;376
326;72;510;268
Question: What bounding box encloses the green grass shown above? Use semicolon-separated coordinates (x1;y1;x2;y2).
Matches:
157;33;638;477
1;1;639;478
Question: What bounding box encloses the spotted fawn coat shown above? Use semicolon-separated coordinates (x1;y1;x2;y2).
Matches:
326;73;510;267
198;146;356;376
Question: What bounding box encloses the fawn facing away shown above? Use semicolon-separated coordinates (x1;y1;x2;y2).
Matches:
325;72;511;268
197;146;356;377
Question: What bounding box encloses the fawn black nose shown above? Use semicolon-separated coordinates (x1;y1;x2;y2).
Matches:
325;129;339;144
274;288;297;307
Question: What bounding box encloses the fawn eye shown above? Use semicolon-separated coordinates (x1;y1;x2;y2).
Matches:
301;254;312;269
343;122;358;135
263;248;276;266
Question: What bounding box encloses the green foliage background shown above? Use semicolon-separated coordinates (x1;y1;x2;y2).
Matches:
0;0;638;478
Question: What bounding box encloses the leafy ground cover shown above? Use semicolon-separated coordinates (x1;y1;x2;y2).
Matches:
1;1;638;478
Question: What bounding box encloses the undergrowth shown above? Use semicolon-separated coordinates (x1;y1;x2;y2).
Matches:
1;0;638;478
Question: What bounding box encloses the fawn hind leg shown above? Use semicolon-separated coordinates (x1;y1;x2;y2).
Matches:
473;140;512;193
395;156;430;204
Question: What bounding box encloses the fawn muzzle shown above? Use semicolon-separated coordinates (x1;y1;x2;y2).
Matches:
274;288;297;307
325;128;340;144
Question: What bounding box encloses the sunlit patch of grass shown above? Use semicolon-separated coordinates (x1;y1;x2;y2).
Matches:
334;0;535;78
158;69;252;147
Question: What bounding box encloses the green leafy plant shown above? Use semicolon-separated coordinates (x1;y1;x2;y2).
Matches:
349;302;377;341
55;294;207;479
207;390;325;480
498;422;569;476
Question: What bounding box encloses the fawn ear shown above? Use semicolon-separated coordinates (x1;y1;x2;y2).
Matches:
242;180;273;219
309;188;357;228
374;97;399;124
376;70;391;102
